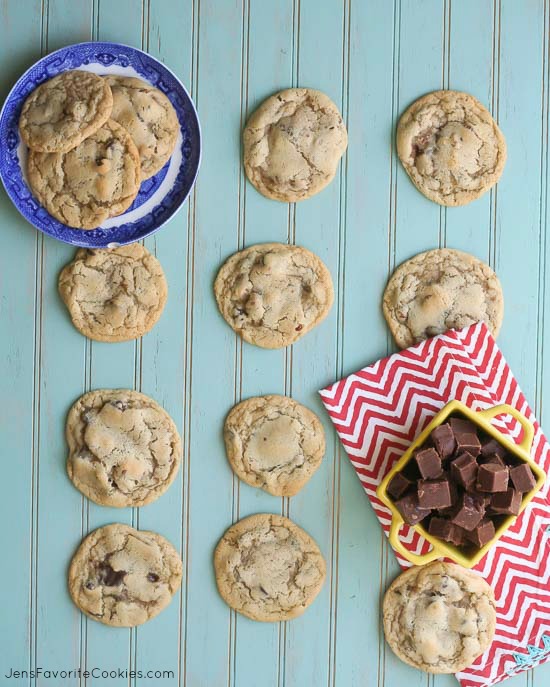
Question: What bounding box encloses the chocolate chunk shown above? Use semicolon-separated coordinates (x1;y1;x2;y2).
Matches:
401;460;421;481
431;423;456;458
480;438;508;459
394;492;431;526
466;518;496;548
465;482;492;500
480;453;506;468
428;517;466;546
476;463;509;492
98;563;126;587
509;464;537;493
450;492;485;531
455;431;481;457
429;517;455;542
450;452;478;489
415;448;443;479
147;572;159;583
436;476;458;515
387;472;414;500
449;417;478;436
491;488;522;515
417;478;452;509
85;581;95;590
448;524;468;546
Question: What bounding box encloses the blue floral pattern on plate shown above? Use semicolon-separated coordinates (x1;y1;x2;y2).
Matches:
0;41;201;247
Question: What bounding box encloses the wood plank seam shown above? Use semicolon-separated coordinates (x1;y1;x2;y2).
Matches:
328;0;351;684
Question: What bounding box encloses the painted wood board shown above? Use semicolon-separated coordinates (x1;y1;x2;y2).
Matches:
0;1;549;686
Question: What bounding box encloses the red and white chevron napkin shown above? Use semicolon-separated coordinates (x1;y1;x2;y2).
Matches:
319;322;550;687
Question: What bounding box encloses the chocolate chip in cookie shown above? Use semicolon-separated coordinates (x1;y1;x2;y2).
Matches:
214;514;326;622
58;244;168;342
65;389;181;508
27;119;141;230
396;90;506;206
224;394;326;496
382;561;496;673
69;524;182;627
214;242;334;348
243;87;348;202
383;248;504;349
104;76;179;180
19;70;113;153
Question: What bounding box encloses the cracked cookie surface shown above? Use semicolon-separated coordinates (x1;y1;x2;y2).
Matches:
243;88;348;202
214;514;326;622
27;119;141;229
104;76;179;180
66;389;181;507
19;70;113;153
214;242;334;348
383;561;496;673
69;524;182;627
396;90;506;206
59;244;168;342
224;395;325;496
383;248;503;349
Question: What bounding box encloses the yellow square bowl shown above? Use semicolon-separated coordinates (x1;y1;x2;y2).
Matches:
376;401;546;568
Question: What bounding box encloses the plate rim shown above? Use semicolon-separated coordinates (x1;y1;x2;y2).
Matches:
0;39;202;248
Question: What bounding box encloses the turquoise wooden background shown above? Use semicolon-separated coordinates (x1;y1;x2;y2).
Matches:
1;1;549;686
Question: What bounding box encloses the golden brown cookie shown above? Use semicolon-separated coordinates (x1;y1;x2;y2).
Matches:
104;76;179;180
66;389;181;508
224;395;325;496
19;70;113;153
396;90;506;206
214;514;326;622
27;119;141;229
383;248;504;348
68;524;182;627
214;243;334;348
243;88;348;202
58;244;168;342
382;561;496;673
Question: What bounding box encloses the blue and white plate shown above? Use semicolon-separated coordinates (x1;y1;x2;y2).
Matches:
0;41;201;248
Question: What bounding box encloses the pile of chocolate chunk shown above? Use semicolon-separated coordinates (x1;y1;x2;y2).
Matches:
387;415;537;550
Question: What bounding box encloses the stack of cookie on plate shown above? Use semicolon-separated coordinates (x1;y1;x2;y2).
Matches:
19;69;179;229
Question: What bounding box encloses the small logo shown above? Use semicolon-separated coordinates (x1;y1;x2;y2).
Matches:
506;635;550;675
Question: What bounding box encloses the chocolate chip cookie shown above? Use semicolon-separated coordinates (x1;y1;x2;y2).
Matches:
69;524;182;627
214;243;334;348
214;514;326;622
19;70;113;153
397;90;506;206
27;119;141;229
66;389;181;508
104;76;179;180
224;395;325;496
58;244;168;342
383;248;504;349
243;88;348;202
382;561;496;673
